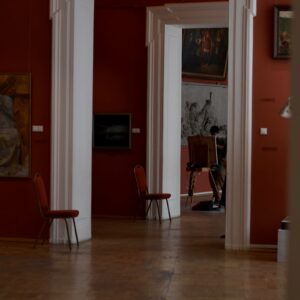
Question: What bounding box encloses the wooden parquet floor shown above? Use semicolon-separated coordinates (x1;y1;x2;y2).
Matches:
0;208;286;299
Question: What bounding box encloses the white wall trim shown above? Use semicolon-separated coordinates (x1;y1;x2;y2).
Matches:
146;0;256;249
250;244;277;249
225;0;256;250
181;191;213;197
49;0;94;244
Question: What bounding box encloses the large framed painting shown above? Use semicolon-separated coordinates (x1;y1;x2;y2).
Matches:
0;73;31;177
182;28;228;79
273;6;293;59
93;113;132;149
181;82;228;146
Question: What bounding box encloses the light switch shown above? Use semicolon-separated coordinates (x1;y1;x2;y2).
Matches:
260;128;268;136
32;125;44;132
32;125;39;132
132;128;141;133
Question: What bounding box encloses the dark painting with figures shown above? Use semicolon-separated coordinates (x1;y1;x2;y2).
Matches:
182;28;228;79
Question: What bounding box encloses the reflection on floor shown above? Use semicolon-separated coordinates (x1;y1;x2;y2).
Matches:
0;205;286;299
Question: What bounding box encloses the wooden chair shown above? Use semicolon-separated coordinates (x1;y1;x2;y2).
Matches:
33;172;79;250
134;165;171;223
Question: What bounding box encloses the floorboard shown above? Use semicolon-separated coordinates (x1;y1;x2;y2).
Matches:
0;204;286;299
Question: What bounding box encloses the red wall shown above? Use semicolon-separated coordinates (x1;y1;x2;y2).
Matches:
251;0;290;244
0;0;51;238
92;7;147;217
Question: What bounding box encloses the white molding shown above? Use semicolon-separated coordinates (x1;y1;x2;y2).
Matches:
181;191;213;197
250;244;277;249
146;0;256;249
49;0;94;244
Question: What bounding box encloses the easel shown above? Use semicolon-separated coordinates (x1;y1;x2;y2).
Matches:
185;135;220;208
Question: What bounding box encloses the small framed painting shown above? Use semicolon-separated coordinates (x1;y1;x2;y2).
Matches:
273;6;293;59
93;113;132;149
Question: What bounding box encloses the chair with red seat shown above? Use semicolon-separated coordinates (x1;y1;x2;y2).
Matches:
33;172;79;250
134;165;171;223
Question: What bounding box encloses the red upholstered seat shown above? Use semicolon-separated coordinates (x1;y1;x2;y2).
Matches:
141;193;171;200
134;165;171;223
33;173;80;250
45;210;79;218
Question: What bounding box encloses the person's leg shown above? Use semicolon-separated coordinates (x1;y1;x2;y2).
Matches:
220;177;226;207
209;169;220;202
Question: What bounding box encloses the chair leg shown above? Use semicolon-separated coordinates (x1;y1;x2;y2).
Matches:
42;219;53;245
134;199;143;221
34;219;53;248
155;200;161;224
34;220;47;248
166;199;172;222
72;218;79;247
145;200;153;219
64;218;72;250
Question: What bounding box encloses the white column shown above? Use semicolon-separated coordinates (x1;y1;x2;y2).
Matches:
225;0;256;249
162;25;182;218
50;0;94;243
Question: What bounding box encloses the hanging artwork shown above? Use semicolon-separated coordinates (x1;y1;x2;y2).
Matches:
182;28;228;79
93;113;132;149
273;6;293;59
181;82;227;146
0;73;31;177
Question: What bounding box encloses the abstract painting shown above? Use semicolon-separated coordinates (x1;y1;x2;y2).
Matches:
0;73;31;177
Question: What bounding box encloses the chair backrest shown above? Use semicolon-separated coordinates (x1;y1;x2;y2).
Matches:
33;173;49;216
134;165;148;197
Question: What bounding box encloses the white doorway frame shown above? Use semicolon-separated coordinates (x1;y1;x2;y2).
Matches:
146;1;256;250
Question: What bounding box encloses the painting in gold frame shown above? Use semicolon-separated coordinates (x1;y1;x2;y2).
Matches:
182;28;228;79
0;73;31;177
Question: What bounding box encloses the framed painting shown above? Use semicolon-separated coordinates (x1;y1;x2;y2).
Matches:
181;83;228;146
182;28;228;79
0;73;31;177
273;6;293;59
93;113;132;149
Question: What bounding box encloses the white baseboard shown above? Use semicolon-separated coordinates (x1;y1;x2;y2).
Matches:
180;191;213;197
250;244;277;249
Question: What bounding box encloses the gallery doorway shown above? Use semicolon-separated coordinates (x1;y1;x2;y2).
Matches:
146;1;256;249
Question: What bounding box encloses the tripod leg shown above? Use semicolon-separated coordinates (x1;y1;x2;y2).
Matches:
209;170;220;202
